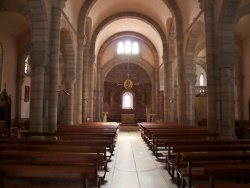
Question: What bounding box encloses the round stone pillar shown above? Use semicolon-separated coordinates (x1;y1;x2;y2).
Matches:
185;73;197;125
29;51;48;132
219;55;236;139
48;0;65;131
199;0;217;131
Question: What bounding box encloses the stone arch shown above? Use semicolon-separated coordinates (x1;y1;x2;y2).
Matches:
0;0;31;21
234;3;250;34
98;31;159;67
102;58;154;86
77;0;183;39
90;12;167;59
194;41;206;73
185;20;205;75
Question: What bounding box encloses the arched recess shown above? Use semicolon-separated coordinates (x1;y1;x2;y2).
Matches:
195;42;207;71
234;3;250;137
95;31;158;121
59;28;75;125
97;31;159;67
103;62;152;122
217;0;241;138
16;45;31;126
0;0;31;127
77;0;183;123
0;43;2;90
89;13;166;121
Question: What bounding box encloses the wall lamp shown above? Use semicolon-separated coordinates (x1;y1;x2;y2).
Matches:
57;90;70;95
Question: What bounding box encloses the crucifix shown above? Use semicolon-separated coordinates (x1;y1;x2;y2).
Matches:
116;72;139;89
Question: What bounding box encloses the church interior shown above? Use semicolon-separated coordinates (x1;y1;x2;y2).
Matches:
0;0;250;187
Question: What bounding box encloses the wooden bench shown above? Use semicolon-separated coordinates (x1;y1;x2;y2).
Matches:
0;151;107;180
0;164;98;188
170;145;250;188
0;144;107;159
151;131;217;157
150;132;218;157
193;164;250;188
163;139;250;170
0;138;114;156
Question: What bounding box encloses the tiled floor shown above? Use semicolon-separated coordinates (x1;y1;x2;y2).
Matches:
101;130;178;188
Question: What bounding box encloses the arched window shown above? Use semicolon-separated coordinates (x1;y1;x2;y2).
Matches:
117;42;124;54
132;42;139;54
124;41;131;54
116;40;139;55
122;92;133;109
24;55;31;76
199;74;204;86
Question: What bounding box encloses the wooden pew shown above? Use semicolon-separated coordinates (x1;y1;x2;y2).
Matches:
0;164;97;188
169;145;250;188
19;132;116;154
150;132;218;157
181;152;250;188
0;144;107;159
0;151;107;180
0;138;114;157
151;131;217;157
163;139;250;170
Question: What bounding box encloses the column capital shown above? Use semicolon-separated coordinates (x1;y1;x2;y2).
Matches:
29;50;49;68
51;0;67;9
218;53;238;69
199;0;213;11
185;73;197;85
62;73;76;84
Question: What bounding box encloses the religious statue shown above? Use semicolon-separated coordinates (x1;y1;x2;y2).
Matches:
102;112;108;122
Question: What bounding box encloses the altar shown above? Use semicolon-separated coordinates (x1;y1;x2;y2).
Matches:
121;114;135;124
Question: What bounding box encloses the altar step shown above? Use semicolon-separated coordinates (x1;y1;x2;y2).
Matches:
118;124;140;131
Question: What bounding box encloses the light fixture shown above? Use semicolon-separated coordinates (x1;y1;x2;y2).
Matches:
57;90;70;95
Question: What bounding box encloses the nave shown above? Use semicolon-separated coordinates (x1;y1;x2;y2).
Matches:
102;130;177;188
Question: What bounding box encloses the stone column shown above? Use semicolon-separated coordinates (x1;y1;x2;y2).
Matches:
15;74;25;124
219;55;236;139
96;66;102;121
167;59;175;122
159;91;164;121
75;36;85;124
64;74;75;125
82;42;90;121
185;73;197;125
153;68;159;119
163;54;168;122
199;0;217;131
48;0;65;131
29;52;47;132
88;55;95;120
176;33;186;125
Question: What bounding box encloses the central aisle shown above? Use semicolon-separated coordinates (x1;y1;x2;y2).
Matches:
102;130;178;188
